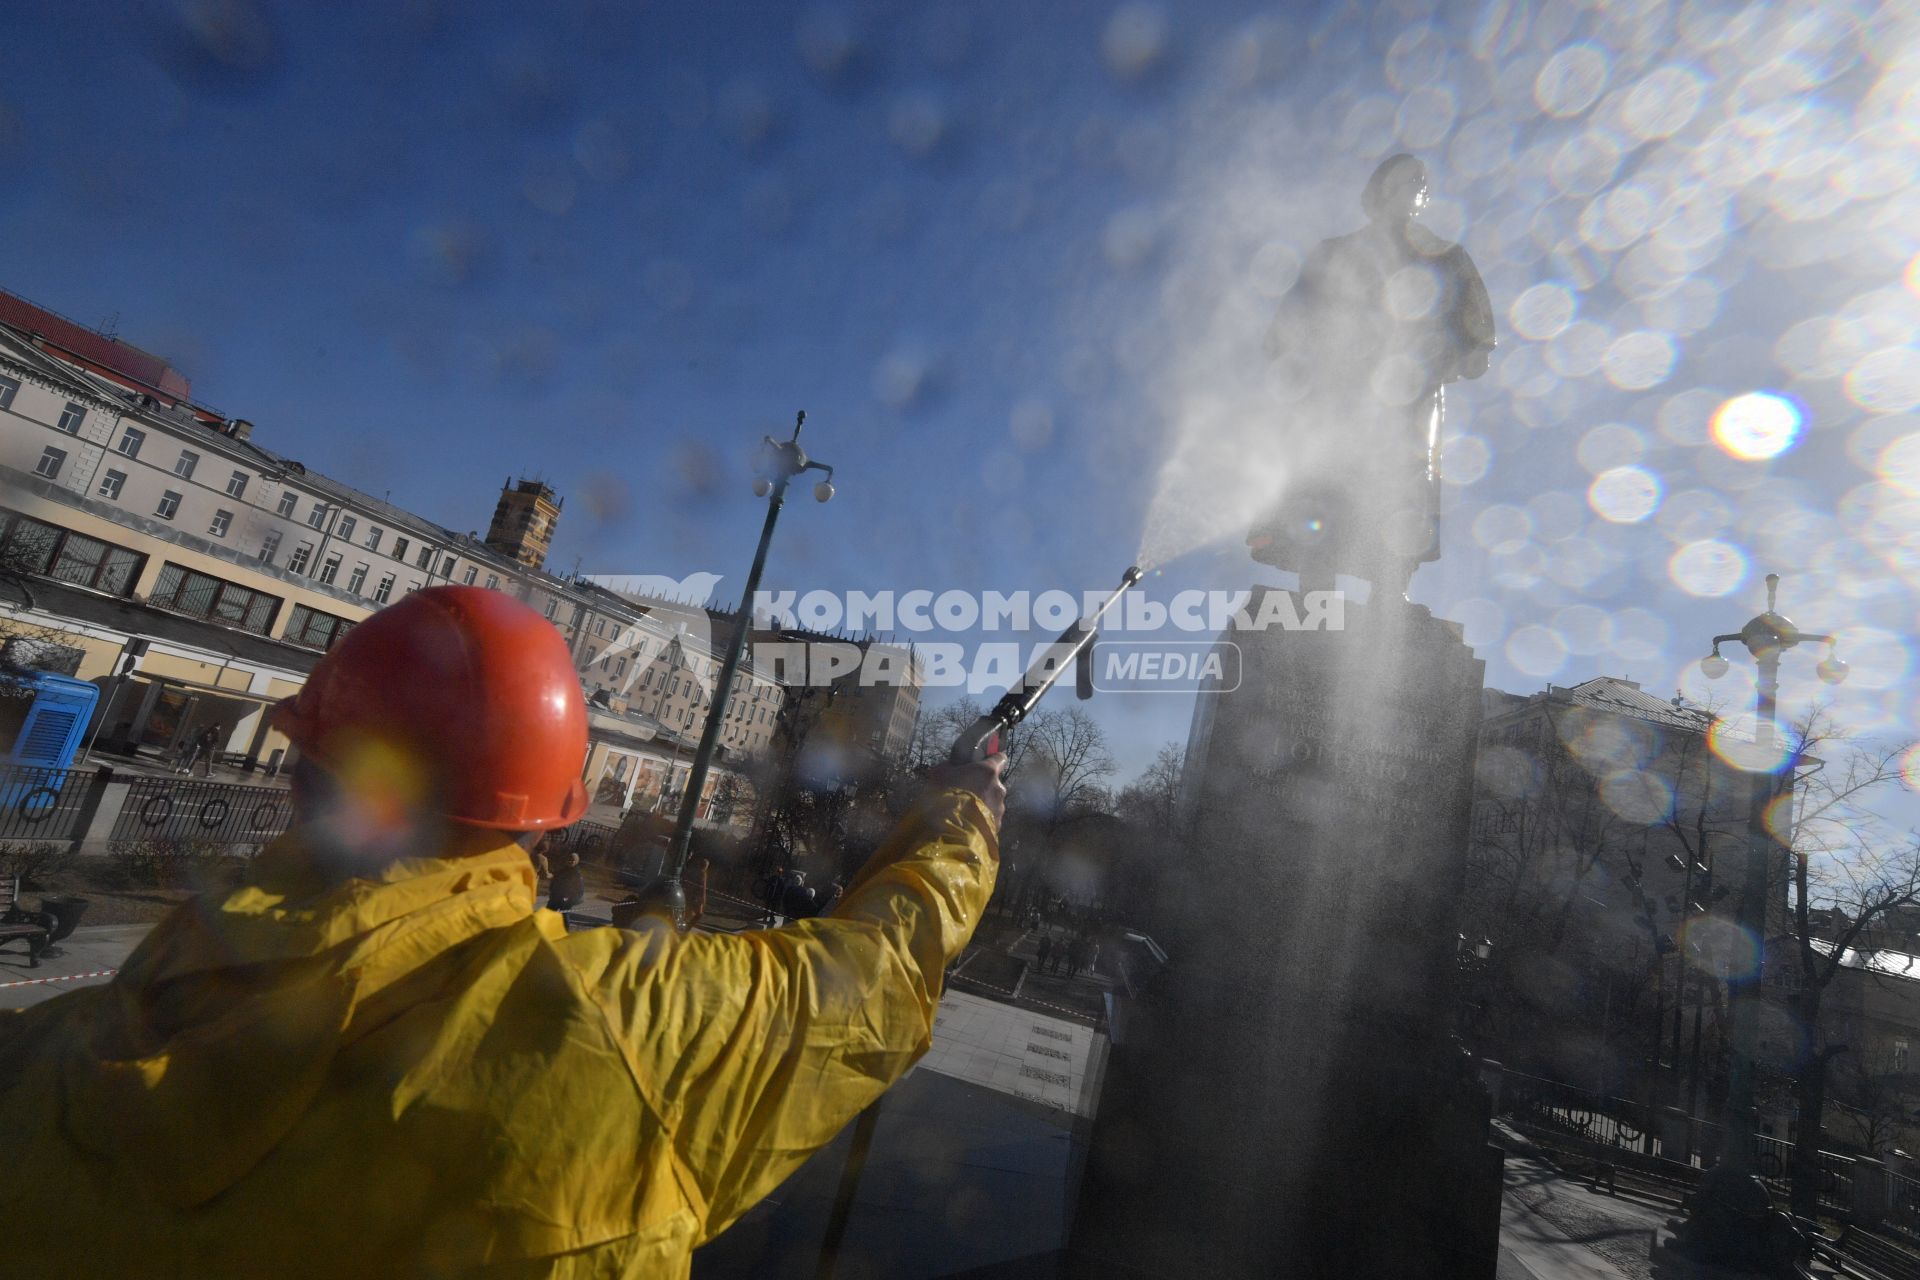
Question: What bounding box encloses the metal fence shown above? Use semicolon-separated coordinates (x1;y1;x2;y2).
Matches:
1751;1135;1853;1218
111;775;293;847
0;764;105;843
1495;1065;1859;1221
549;820;620;861
1499;1069;1663;1158
1889;1168;1920;1242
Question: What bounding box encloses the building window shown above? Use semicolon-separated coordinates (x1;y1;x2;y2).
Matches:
462;565;478;585
307;504;329;530
595;619;606;637
57;402;86;434
35;447;66;479
289;542;312;575
365;526;383;550
260;531;281;564
337;516;356;542
318;554;341;585
374;573;394;603
149;562;281;634
347;563;367;595
174;450;199;480
440;555;455;577
97;468;126;499
155;490;182;520
0;375;17;409
1898;1041;1911;1074
615;656;626;676
0;508;147;595
545;598;558;619
417;546;434;570
285;603;355;652
277;491;298;518
209;509;233;538
117;427;145;459
392;535;409;561
226;470;249;499
485;574;499;590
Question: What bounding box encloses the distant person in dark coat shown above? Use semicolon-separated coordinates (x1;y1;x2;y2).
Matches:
546;851;585;913
781;870;821;920
1035;934;1054;976
177;725;223;776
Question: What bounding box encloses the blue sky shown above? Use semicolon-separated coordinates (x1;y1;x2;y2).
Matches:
4;0;1917;794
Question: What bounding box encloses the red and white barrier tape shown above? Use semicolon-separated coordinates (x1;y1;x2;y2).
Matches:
0;968;118;990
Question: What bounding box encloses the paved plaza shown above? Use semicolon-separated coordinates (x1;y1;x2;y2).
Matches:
0;924;149;1009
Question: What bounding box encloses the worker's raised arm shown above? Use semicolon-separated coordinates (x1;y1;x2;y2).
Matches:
573;764;1002;1241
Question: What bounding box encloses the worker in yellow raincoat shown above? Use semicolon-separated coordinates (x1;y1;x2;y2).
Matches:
0;586;1004;1279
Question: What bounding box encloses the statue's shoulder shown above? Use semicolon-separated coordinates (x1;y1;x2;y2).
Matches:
1406;222;1462;259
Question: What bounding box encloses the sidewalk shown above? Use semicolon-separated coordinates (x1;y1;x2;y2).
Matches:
1500;1152;1672;1280
1498;1149;1844;1280
0;923;151;1008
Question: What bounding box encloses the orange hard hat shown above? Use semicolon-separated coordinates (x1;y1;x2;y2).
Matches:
272;586;590;830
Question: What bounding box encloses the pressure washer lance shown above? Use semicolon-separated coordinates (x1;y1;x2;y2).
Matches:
946;564;1145;765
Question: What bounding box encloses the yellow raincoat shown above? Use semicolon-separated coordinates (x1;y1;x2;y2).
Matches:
0;787;997;1279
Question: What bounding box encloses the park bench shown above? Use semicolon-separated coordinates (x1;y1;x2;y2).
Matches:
1832;1223;1920;1280
0;876;52;969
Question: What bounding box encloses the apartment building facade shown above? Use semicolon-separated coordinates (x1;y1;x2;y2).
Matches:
0;288;781;812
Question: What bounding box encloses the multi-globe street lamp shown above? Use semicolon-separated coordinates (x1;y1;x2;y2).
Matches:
650;411;833;929
1682;573;1845;1262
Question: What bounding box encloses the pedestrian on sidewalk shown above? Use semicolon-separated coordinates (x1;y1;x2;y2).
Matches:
545;850;584;914
0;586;1008;1279
1036;933;1054;976
196;725;224;777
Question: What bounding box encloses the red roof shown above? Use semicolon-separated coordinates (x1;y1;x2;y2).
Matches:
0;289;191;402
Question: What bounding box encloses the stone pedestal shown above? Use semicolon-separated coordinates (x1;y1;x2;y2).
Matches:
1853;1156;1888;1227
1065;588;1499;1278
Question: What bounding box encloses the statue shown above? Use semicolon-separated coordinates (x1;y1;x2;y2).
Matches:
1248;154;1495;597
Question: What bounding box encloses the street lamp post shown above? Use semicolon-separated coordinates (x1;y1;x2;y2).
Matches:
1679;572;1846;1266
649;411;834;929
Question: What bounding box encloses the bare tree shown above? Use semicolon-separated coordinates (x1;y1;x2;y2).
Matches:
0;533;70;695
1827;1041;1913;1157
1011;706;1116;832
903;696;985;772
1773;710;1920;1215
1115;741;1184;837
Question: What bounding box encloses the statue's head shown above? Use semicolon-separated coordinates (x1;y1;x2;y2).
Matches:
1361;153;1429;223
